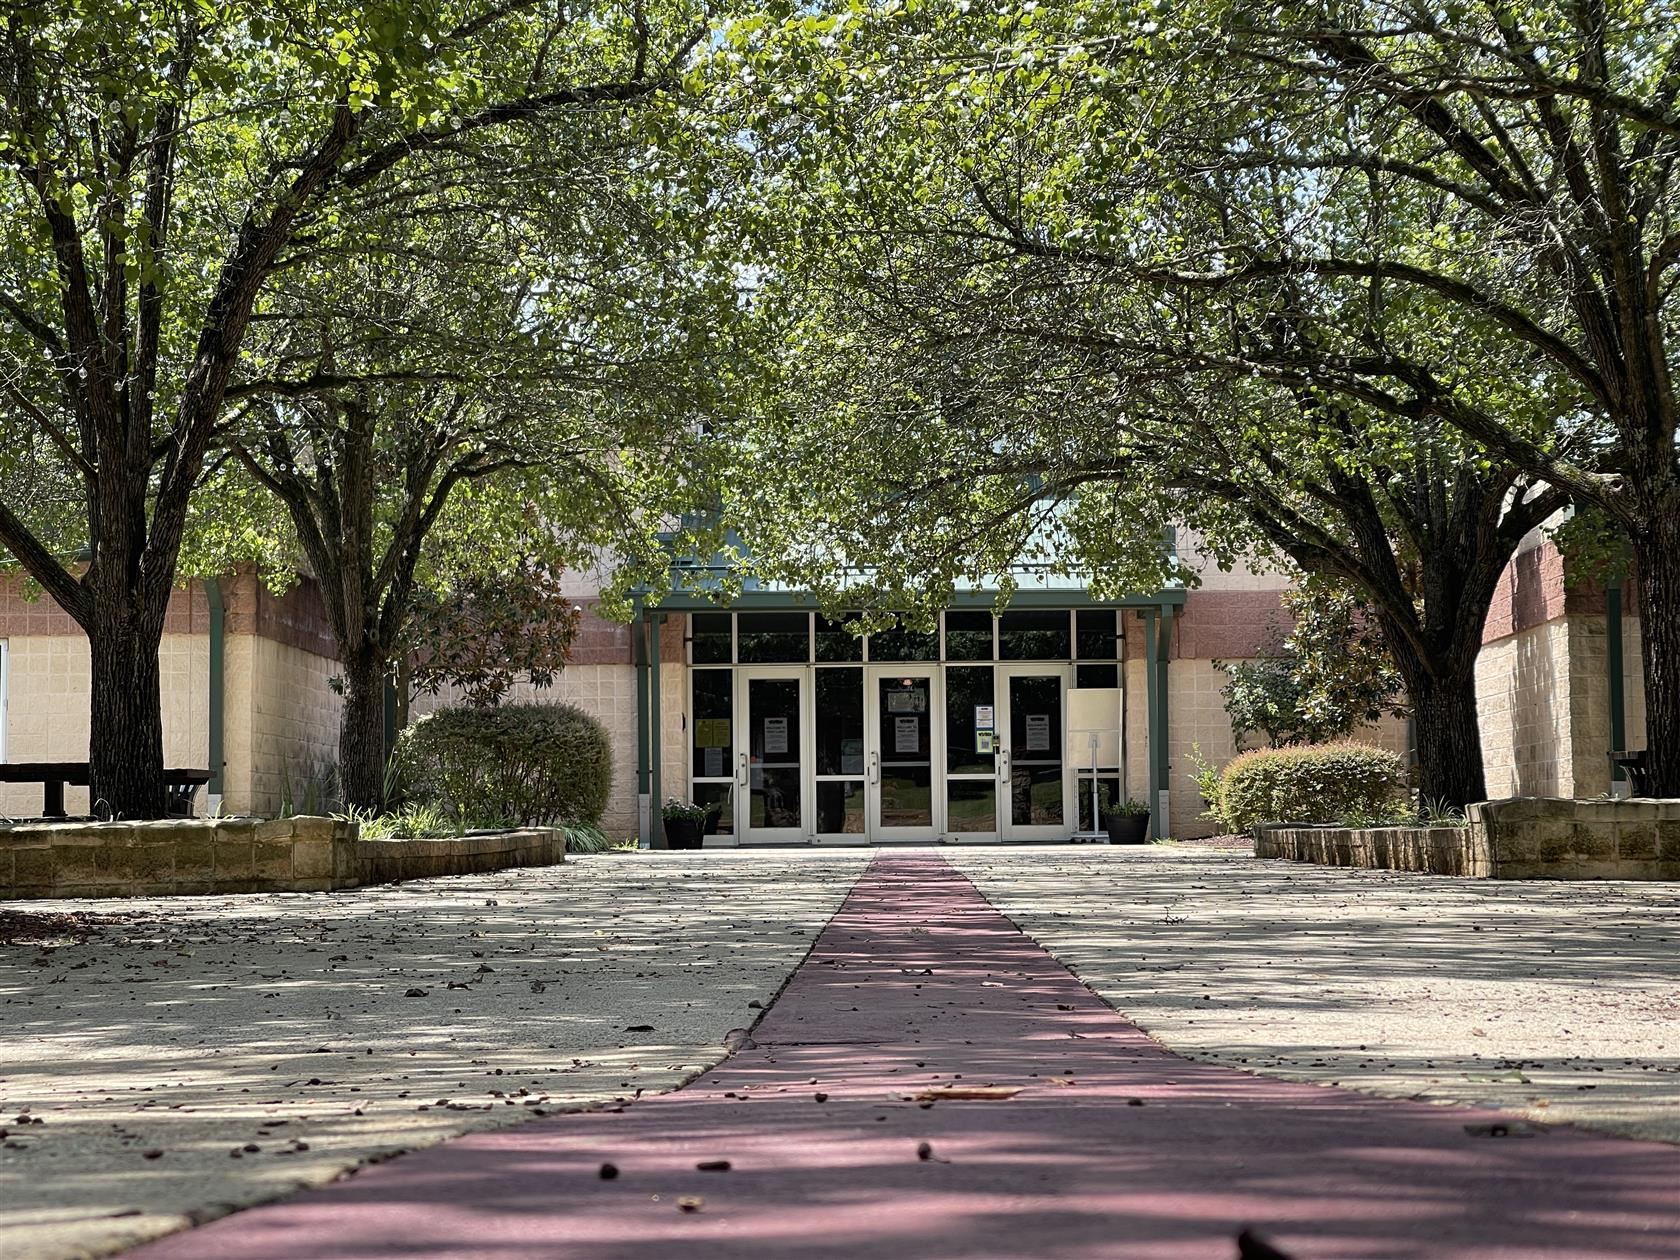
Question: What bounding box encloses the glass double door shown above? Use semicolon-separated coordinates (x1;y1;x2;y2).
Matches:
943;664;1073;841
730;664;1071;842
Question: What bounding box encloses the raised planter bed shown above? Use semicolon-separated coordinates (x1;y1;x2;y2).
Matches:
0;818;565;900
1256;797;1680;880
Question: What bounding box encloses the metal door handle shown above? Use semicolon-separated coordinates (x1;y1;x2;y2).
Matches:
997;748;1010;781
737;752;749;788
869;751;880;785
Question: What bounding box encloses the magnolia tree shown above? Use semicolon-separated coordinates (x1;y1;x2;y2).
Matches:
0;2;716;817
1218;582;1408;750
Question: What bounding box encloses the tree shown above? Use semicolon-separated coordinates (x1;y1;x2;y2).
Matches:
403;552;583;712
825;0;1676;794
223;159;735;810
1219;581;1407;749
704;0;1573;806
0;2;709;818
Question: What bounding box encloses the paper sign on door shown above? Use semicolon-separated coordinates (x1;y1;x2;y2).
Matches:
975;731;995;754
1024;713;1051;752
763;716;789;755
974;704;995;731
703;746;725;778
894;715;920;753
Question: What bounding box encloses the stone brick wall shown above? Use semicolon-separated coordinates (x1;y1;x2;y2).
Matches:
1469;797;1680;880
1475;537;1648;802
356;828;565;885
1;633;209;818
1256;798;1680;880
1257;824;1489;876
0;816;354;898
220;633;343;816
0;818;566;899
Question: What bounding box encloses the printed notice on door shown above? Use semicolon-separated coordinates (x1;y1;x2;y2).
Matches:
763;716;789;755
894;715;920;753
703;746;725;778
1024;713;1051;752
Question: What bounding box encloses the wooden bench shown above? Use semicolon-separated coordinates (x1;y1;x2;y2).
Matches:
0;764;214;819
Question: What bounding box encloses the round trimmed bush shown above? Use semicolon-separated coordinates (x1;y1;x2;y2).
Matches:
392;702;613;827
1217;742;1405;834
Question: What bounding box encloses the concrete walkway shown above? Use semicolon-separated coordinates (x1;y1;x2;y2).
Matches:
0;850;870;1260
126;854;1680;1260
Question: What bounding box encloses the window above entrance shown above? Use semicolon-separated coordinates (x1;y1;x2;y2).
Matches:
683;610;1126;666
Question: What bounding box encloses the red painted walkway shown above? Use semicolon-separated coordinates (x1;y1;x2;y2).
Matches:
129;855;1680;1259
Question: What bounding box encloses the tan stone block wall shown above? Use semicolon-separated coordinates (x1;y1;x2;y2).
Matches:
221;634;342;816
1473;610;1649;801
1475;619;1576;798
1;633;208;818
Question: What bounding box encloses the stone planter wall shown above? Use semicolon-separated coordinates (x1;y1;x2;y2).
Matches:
1;819;565;900
1255;824;1488;876
1256;797;1680;880
355;828;565;885
1469;797;1680;880
0;817;356;899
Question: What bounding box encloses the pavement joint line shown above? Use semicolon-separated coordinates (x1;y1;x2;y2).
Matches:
119;851;1680;1260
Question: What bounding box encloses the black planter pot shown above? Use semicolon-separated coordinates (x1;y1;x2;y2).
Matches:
1103;812;1151;845
664;818;705;850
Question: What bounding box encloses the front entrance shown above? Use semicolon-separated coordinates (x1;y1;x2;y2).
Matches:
685;611;1117;846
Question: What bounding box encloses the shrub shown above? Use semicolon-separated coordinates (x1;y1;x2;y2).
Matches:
392;702;613;827
1217;742;1405;834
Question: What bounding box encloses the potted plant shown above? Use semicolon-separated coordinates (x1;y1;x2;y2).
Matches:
1101;797;1152;845
662;798;711;850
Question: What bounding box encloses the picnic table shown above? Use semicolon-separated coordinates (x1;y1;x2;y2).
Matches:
0;763;213;819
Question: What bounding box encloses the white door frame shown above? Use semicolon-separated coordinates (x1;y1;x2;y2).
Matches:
864;664;942;842
996;663;1075;842
734;666;809;844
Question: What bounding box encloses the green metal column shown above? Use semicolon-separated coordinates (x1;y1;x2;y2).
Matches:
633;602;650;845
1607;582;1627;787
206;578;225;800
649;612;666;849
1144;607;1173;840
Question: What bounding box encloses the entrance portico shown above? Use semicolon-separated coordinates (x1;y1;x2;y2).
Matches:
632;589;1186;846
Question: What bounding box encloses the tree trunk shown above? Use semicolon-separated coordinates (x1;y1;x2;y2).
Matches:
338;654;388;814
1405;665;1488;810
1632;520;1680;796
88;616;167;820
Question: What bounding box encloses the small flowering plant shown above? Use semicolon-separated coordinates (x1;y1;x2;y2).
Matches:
662;797;715;823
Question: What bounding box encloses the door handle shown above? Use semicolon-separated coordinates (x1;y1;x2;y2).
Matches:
737;752;749;788
868;750;880;785
997;747;1010;782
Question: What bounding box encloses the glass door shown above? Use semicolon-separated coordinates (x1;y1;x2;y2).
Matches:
812;667;867;842
996;665;1073;841
866;668;940;842
943;665;1000;840
735;668;807;843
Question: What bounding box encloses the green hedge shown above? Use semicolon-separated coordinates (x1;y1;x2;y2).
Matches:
392;703;613;828
1217;742;1405;834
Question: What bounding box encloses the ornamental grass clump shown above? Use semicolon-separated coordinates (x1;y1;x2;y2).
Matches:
1217;742;1406;834
392;703;612;828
